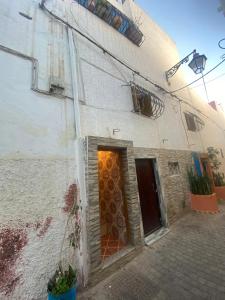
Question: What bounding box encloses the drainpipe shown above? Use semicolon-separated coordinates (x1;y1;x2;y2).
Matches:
68;27;88;286
68;28;81;137
39;0;88;284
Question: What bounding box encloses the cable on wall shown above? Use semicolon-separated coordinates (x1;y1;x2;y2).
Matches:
40;2;225;134
170;58;225;94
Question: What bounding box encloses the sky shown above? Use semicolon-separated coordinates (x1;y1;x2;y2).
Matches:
135;0;225;110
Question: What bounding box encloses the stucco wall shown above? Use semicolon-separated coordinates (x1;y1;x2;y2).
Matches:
67;0;225;158
0;1;84;299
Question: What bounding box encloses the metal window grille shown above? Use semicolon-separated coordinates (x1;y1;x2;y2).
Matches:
184;112;204;132
168;162;180;176
131;83;165;119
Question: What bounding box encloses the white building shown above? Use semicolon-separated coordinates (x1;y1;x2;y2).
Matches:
0;0;225;299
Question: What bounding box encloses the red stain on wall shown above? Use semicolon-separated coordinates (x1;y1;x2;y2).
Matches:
37;217;53;237
0;227;28;295
63;184;77;213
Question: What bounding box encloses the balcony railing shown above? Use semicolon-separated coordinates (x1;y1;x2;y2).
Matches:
74;0;144;46
131;83;165;119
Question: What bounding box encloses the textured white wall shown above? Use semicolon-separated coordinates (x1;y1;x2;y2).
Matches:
0;1;84;299
69;0;225;155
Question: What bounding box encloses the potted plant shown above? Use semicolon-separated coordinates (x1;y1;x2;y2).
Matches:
95;0;110;21
125;22;143;45
48;265;77;300
188;168;218;213
87;0;96;12
208;147;225;200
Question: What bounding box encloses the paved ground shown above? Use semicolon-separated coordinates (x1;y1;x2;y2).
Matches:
78;203;225;300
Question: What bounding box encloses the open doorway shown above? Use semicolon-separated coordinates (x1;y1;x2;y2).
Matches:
135;159;162;236
98;149;129;260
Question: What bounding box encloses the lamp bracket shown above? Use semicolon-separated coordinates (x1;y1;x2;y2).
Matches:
165;49;196;81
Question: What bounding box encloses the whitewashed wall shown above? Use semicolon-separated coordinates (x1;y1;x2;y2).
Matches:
66;0;225;154
0;0;225;299
0;1;87;299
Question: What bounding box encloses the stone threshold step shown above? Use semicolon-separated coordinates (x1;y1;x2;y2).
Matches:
145;227;170;246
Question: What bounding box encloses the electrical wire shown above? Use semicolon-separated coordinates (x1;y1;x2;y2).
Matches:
189;72;225;89
40;2;225;134
218;38;225;49
42;3;225;101
41;3;165;92
170;58;225;94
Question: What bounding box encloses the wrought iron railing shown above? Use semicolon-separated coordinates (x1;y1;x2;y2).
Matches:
74;0;144;46
131;83;165;119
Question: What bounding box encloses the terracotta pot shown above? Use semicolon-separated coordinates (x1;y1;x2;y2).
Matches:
87;0;96;12
191;193;218;213
215;186;225;200
125;24;143;45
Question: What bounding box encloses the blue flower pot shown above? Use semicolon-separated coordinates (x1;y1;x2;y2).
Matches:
48;287;76;300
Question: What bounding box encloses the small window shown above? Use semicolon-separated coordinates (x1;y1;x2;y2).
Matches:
184;113;196;131
168;162;180;176
184;112;204;132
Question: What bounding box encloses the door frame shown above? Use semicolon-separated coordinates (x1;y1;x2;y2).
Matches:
152;159;167;228
86;136;143;280
135;158;168;236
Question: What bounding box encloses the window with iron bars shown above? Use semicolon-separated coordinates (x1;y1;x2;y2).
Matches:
168;162;180;176
184;112;204;132
131;84;164;119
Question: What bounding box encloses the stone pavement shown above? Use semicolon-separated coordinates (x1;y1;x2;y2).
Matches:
78;203;225;300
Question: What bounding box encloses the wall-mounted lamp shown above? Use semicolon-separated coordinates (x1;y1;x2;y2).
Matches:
165;50;208;102
165;49;207;81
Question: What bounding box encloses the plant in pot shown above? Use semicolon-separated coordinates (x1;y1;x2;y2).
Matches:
95;0;110;21
87;0;96;12
207;146;225;200
187;168;218;213
47;182;81;299
125;22;143;45
48;265;77;300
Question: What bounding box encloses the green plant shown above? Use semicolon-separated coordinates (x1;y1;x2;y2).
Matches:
207;147;225;187
48;265;76;296
187;168;212;195
95;0;110;19
207;147;221;171
213;172;225;186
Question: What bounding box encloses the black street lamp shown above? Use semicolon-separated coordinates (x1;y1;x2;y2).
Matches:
188;52;207;74
188;52;209;102
165;50;207;80
165;50;209;102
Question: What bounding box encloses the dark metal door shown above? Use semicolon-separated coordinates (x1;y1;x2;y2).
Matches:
135;159;162;236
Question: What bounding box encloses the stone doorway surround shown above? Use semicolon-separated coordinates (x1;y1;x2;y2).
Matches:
86;136;143;283
85;137;192;284
133;147;192;224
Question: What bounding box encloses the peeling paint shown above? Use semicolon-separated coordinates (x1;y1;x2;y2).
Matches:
0;227;28;296
37;217;53;237
63;183;77;213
